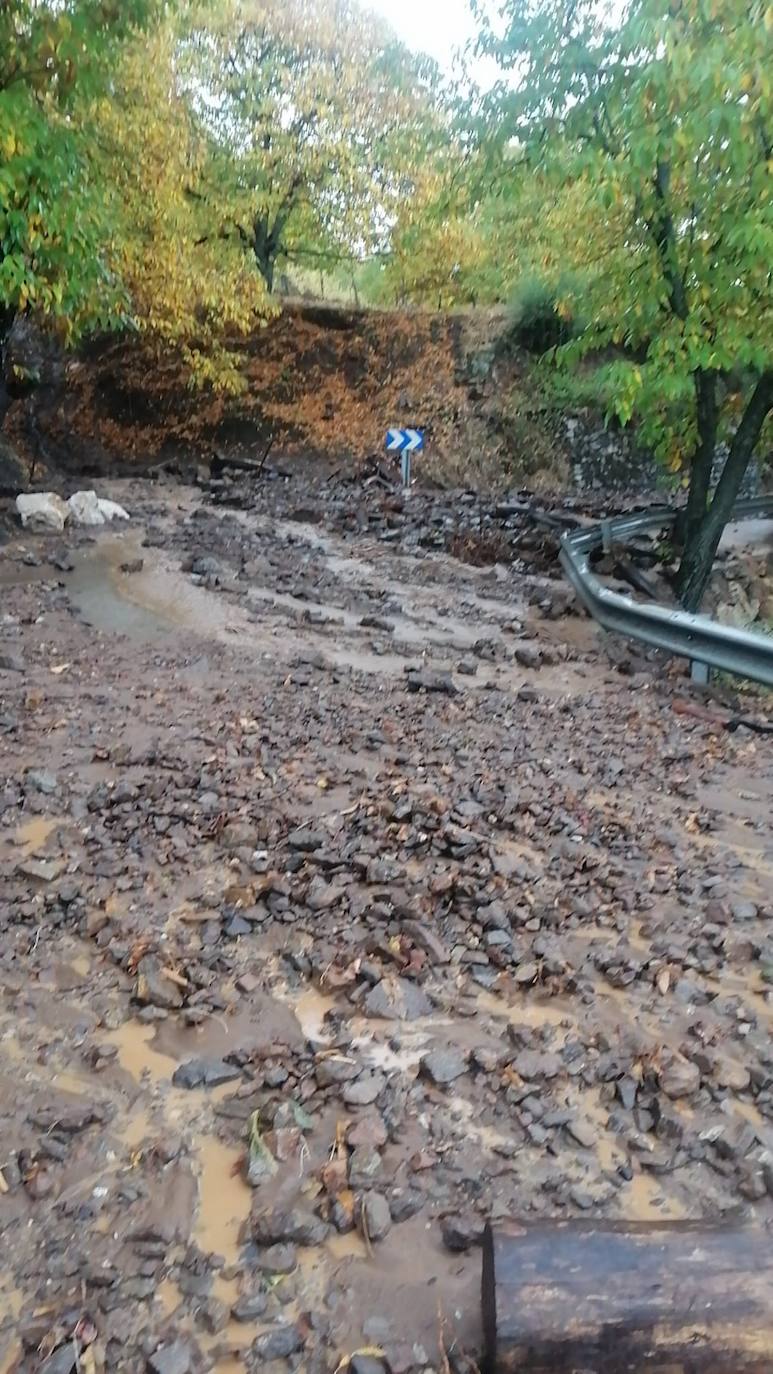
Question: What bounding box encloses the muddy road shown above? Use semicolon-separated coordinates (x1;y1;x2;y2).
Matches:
1;472;772;1374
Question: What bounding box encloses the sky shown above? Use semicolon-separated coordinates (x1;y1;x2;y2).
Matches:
370;0;479;68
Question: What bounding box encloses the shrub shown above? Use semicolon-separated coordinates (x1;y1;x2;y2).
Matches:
501;274;574;355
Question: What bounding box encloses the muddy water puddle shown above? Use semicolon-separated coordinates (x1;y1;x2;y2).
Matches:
475;986;575;1031
106;1020;180;1085
293;985;336;1042
195;1137;249;1263
13;815;67;852
68;536;242;643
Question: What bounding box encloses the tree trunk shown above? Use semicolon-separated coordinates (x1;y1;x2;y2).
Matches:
252;217;276;292
677;370;773;611
254;248;275;292
676;369;717;549
482;1219;773;1374
0;305;15;428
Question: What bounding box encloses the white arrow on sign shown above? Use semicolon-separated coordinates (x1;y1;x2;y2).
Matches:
386;428;405;451
403;428;423;452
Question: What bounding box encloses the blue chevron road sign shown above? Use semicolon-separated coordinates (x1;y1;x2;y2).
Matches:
386;427;423;489
386;427;424;454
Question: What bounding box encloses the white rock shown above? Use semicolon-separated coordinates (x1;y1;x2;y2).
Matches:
67;490;104;526
16;492;70;532
67;490;131;526
96;497;130;522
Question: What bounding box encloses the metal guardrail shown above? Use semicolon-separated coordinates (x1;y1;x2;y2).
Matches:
559;496;773;687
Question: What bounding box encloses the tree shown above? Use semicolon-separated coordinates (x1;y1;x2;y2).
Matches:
475;0;773;608
179;0;445;292
90;23;271;391
0;1;156;420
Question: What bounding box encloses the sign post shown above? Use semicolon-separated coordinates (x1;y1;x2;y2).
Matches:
386;428;424;489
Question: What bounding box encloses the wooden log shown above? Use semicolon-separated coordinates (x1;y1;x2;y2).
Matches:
482;1219;773;1373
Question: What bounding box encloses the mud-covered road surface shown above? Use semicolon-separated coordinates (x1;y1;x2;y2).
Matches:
1;471;772;1374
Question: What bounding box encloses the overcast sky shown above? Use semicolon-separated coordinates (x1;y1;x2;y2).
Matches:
371;0;479;67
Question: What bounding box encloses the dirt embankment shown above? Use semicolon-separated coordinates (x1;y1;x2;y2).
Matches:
4;304;568;489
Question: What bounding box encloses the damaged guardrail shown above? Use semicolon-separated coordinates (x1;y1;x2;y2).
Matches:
559;496;773;688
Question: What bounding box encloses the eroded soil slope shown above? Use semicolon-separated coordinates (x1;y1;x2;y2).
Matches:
6;306;567;490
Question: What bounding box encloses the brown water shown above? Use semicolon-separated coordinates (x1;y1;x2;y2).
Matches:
195;1137;250;1263
68;536;225;642
14;816;65;852
106;1020;180;1084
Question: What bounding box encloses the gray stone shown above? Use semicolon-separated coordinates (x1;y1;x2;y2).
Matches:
387;1187;425;1222
251;1205;329;1246
306;876;343;911
172;1057;241;1089
0;650;25;673
359;1192;391;1242
135;955;184;1010
658;1054;700;1099
617;1076;638;1110
39;1347;77;1374
342;1071;386;1107
420;1050;467;1086
405;669;458;695
147;1340;194;1374
565;1117;596;1149
513;962;539;985
364;977;431;1021
514;643;543;669
348;1145;382;1189
224;914;251;938
15;857;64;883
219;819;257;850
315;1055;361;1088
287;826;326;851
255;1242;297;1275
198;1296;229;1334
346;1115;388;1148
26;770;58;794
441;1214;484;1252
513;1048;562;1081
191;555;222;577
401;919;450;964
351;1358;388;1374
251;1325;305;1360
232;1290;268;1321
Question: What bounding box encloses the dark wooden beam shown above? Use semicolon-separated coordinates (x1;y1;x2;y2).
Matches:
482;1219;773;1373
